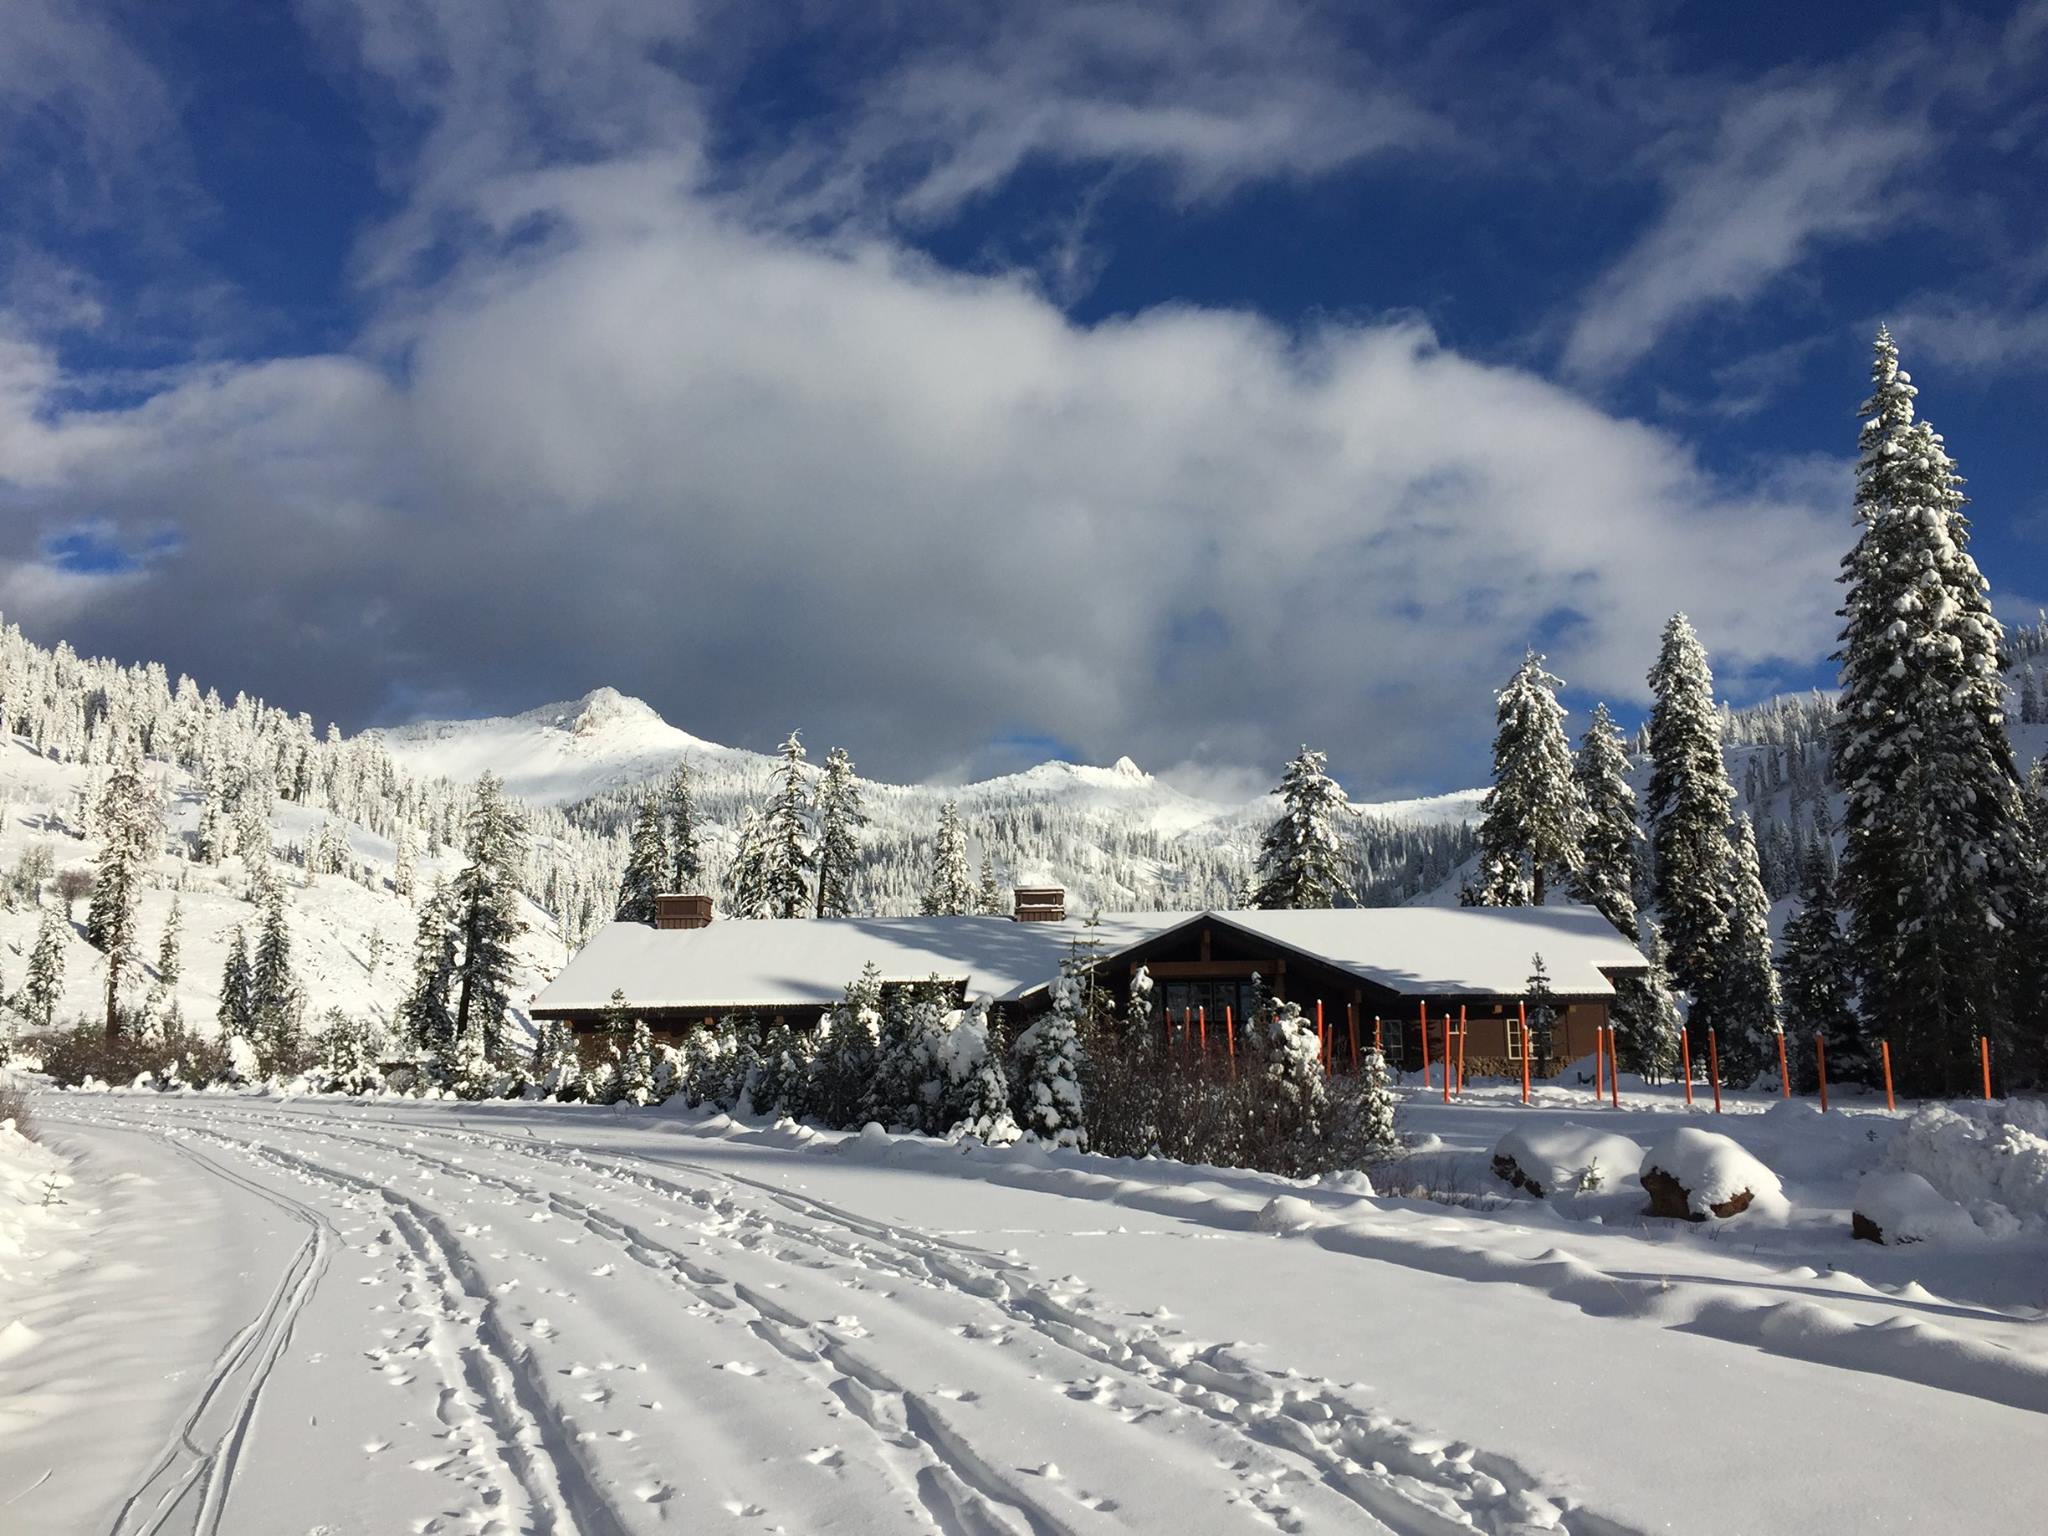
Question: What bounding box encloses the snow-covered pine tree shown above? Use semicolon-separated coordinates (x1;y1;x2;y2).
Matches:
86;751;161;1036
722;807;771;919
1525;955;1558;1066
393;827;417;900
194;757;228;864
217;924;254;1042
399;876;457;1056
975;855;1003;917
1610;926;1681;1080
156;895;182;994
1352;1046;1399;1154
1645;614;1736;1014
663;763;703;892
921;802;975;916
531;1020;586;1102
615;797;668;924
1010;968;1088;1150
251;881;302;1073
1777;835;1862;1088
1570;702;1640;935
617;1019;657;1106
946;998;1019;1144
1475;653;1584;906
812;746;866;919
317;1012;385;1096
1248;991;1329;1175
1250;747;1350;909
444;1017;499;1101
1703;816;1780;1083
810;964;883;1126
1832;328;2029;1095
451;774;526;1061
22;903;65;1028
760;732;816;920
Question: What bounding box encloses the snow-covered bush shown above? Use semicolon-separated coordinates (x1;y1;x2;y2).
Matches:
809;968;882;1126
615;1020;658;1107
1011;974;1088;1150
315;1011;386;1096
1242;994;1328;1176
942;999;1018;1144
1887;1100;2048;1235
530;1020;586;1102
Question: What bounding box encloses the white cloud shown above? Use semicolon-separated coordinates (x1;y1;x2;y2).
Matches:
0;180;1850;791
1564;81;1926;379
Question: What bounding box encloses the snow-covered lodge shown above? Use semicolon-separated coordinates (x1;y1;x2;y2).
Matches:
532;891;1649;1075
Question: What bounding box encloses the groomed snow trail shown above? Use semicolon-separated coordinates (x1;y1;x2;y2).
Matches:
32;1097;1622;1536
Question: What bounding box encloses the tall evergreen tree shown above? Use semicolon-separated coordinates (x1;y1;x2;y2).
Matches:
1778;835;1862;1087
1833;328;2028;1094
1645;615;1736;1012
250;882;301;1068
1703;816;1779;1082
399;877;458;1054
86;752;161;1037
1475;654;1583;906
976;855;1003;916
217;925;254;1041
921;802;975;916
812;746;866;919
663;763;702;891
615;797;668;924
722;807;771;918
1611;927;1682;1080
760;732;815;920
1250;747;1350;909
451;774;526;1060
1570;702;1640;935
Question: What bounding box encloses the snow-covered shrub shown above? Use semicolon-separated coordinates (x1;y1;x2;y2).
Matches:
943;999;1018;1144
1242;994;1328;1176
649;1042;687;1104
1639;1128;1784;1220
1010;974;1088;1150
809;968;882;1127
315;1011;386;1096
1886;1100;2048;1235
442;1022;505;1101
530;1020;586;1102
615;1020;658;1107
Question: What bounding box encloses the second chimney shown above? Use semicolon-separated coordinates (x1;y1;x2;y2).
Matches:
654;893;714;930
1012;886;1066;923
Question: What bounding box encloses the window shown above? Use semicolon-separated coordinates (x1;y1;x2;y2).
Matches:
1506;1024;1522;1060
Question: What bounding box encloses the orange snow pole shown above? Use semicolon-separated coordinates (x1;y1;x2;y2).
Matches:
1457;1005;1468;1095
1777;1031;1791;1099
1880;1039;1896;1112
1982;1036;1994;1102
1348;1003;1360;1072
1594;1023;1606;1100
1225;1005;1237;1078
1442;1017;1452;1104
1374;1015;1383;1053
1317;1000;1329;1076
1608;1028;1621;1110
1520;1023;1532;1104
1815;1031;1829;1113
1679;1027;1694;1108
1707;1028;1723;1114
1198;1005;1208;1065
1420;1001;1431;1087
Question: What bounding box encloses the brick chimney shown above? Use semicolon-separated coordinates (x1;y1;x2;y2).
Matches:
654;893;713;930
1012;886;1066;923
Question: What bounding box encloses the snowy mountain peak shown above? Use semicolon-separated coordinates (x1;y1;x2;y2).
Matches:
1109;755;1146;781
522;687;665;736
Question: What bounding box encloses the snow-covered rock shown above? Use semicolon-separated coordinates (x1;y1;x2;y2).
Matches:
1852;1171;1980;1245
1491;1120;1646;1198
1639;1128;1784;1221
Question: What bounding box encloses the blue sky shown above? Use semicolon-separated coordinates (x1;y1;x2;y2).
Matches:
2;1;2044;797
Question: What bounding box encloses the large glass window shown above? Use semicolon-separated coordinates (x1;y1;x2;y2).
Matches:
1157;980;1256;1035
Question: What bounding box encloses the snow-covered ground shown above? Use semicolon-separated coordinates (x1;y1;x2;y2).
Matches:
7;1077;2047;1534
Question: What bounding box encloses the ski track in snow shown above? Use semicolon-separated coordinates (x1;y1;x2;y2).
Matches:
38;1097;1629;1536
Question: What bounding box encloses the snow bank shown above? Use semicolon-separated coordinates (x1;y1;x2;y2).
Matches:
1491;1120;1645;1198
0;1111;68;1277
1853;1171;1980;1245
1887;1101;2048;1236
1639;1128;1785;1219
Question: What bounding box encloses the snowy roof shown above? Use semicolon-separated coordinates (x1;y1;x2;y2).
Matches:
531;903;1645;1016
